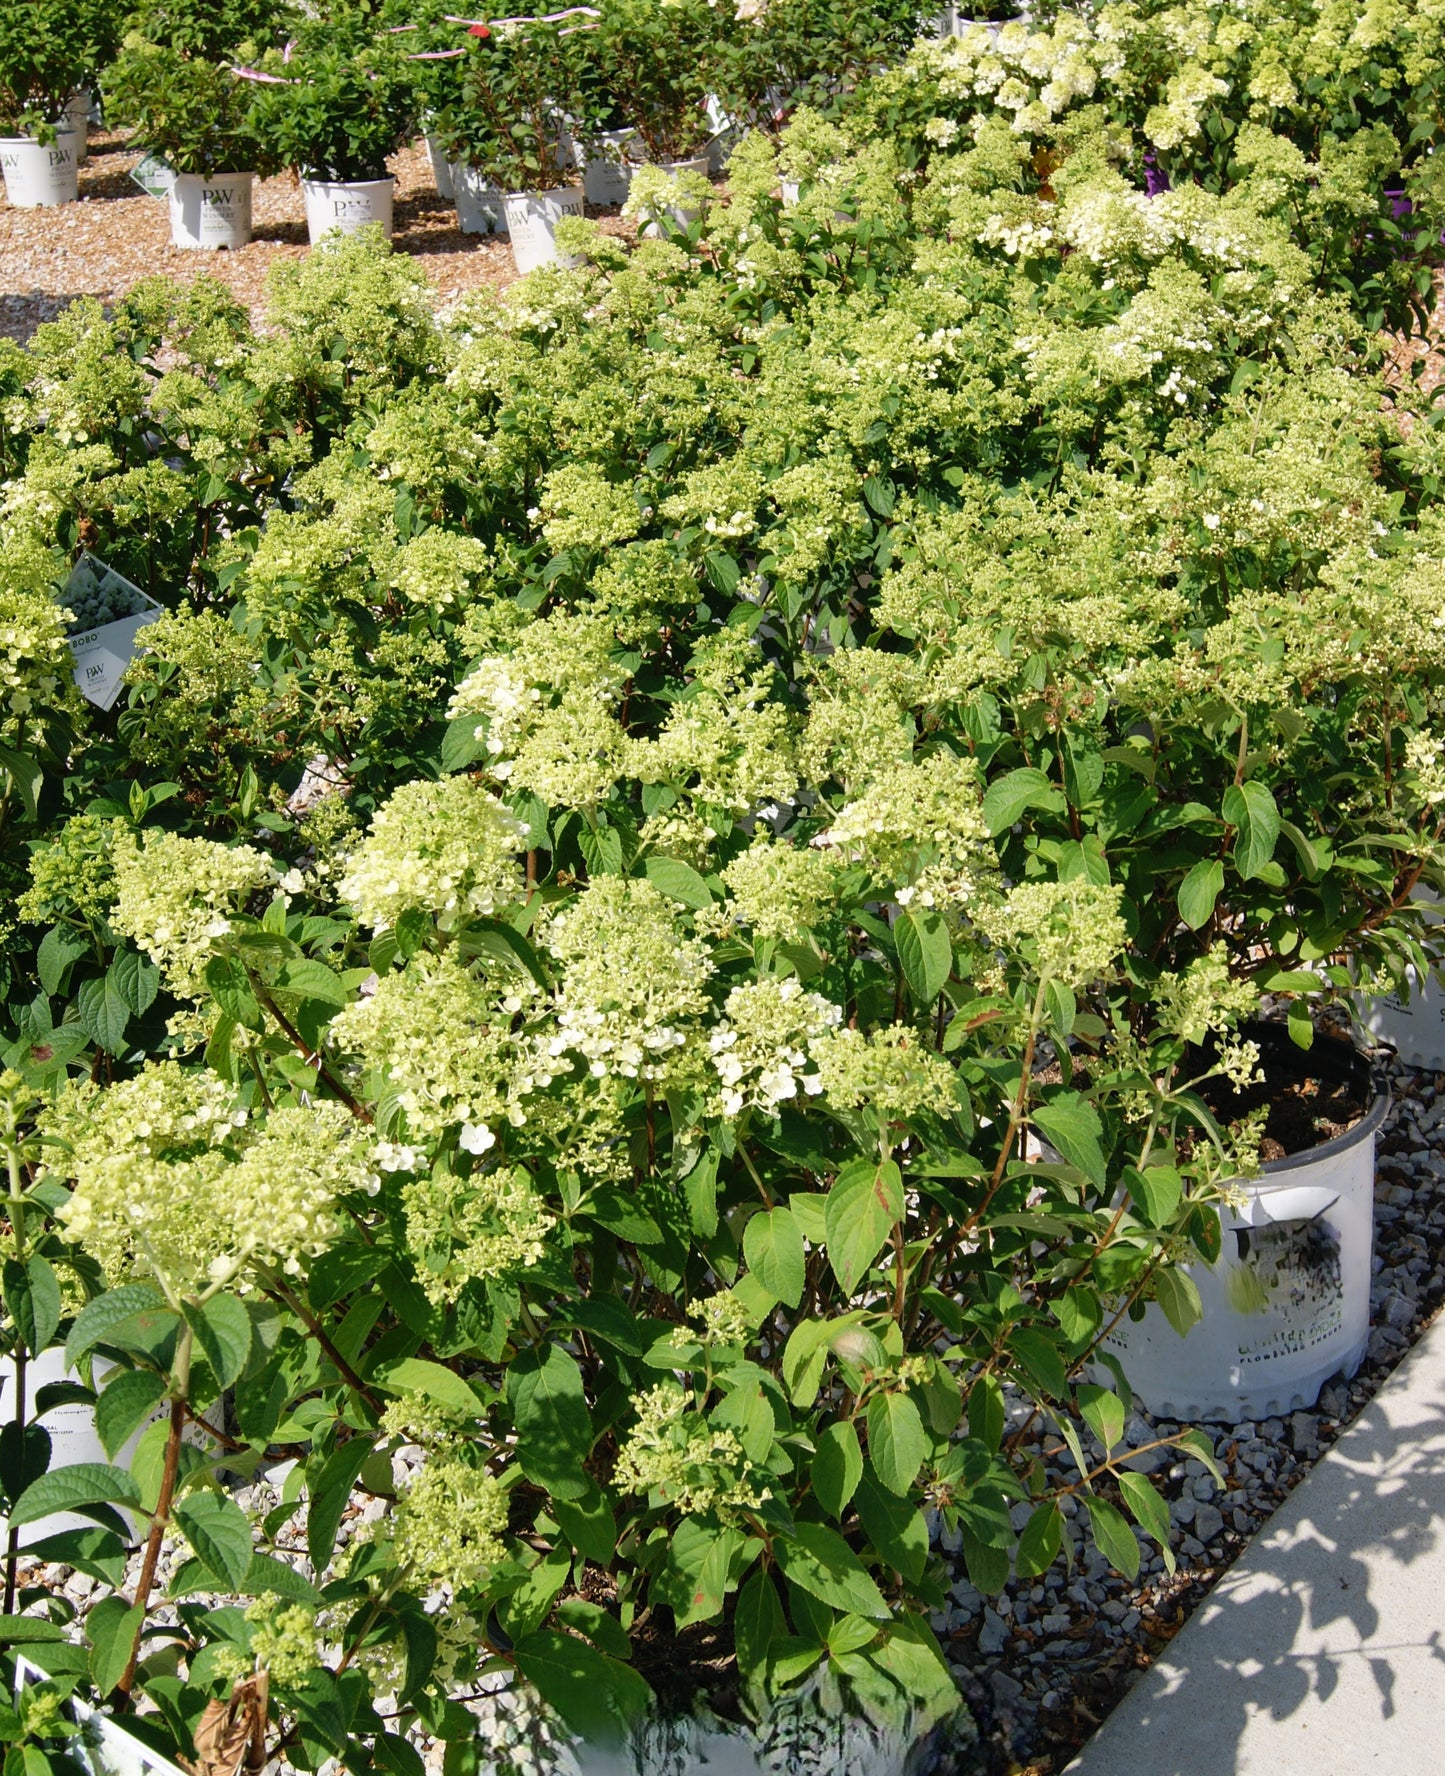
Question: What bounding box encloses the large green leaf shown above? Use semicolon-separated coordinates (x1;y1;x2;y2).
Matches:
2;1256;61;1357
895;909;952;1005
9;1463;140;1529
507;1343;591;1498
307;1437;376;1572
95;1370;165;1459
773;1522;888;1621
512;1631;650;1744
65;1287;165;1370
1033;1094;1106;1186
174;1491;254;1590
982;766;1065;836
1223;781;1280;880
811;1420;863;1520
1085;1494;1141;1580
824;1158;903;1295
1178;857;1225;930
742;1206;805;1308
866;1393;927;1496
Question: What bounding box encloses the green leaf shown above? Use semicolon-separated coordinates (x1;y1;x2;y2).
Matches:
824;1158;903;1295
95;1370;165;1459
1153;1267;1203;1339
76;974;129;1056
743;1206;805;1308
1118;1471;1174;1570
865;1612;959;1732
812;1420;863;1520
553;1480;617;1565
380;1358;484;1418
108;949;159;1018
1223;781;1280;881
173;1491;254;1589
681;1148;719;1240
733;1569;785;1683
1124;1164;1183;1228
895;909;952;1005
240;1552;325;1604
855;1470;929;1584
10;1462;140;1528
1085;1494;1141;1580
643;856;713;909
1015;1502;1062;1579
273;958;349;1005
982;766;1065;836
655;1520;740;1628
1054;1284;1102;1345
507;1343;591;1499
307;1438;376;1572
866;1393;927;1496
1076;1384;1125;1452
512;1631;650;1745
0;742;43;823
2;1256;61;1356
36;926;89;997
1178;858;1225;930
87;1597;142;1696
1033;1095;1106;1186
967;1375;1004;1451
184;1294;251;1390
204;955;264;1031
773;1522;888;1621
1007;1328;1068;1399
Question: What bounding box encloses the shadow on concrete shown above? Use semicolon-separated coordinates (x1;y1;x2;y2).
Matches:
1066;1317;1445;1774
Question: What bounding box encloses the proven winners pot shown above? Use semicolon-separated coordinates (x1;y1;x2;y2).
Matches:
503;183;583;274
0;126;78;205
1104;1024;1389;1423
167;171;254;249
301;174;395;243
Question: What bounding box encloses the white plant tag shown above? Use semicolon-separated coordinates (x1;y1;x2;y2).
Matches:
130;150;177;197
62;555;164;711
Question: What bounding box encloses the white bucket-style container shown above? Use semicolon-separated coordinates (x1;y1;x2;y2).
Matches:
503;184;584;275
65;90;90;164
1357;887;1445;1067
578;128;635;206
1104;1026;1388;1423
0;1348;111;1545
301;175;395;243
1;129;79;207
168;172;253;249
425;133;454;200
638;154;711;237
453;163;507;234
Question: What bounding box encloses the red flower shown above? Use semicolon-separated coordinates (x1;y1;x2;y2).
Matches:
468;23;490;36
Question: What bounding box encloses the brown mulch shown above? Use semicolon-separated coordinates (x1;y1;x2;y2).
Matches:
0;131;634;342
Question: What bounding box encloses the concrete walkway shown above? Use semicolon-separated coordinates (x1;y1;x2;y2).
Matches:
1066;1310;1445;1775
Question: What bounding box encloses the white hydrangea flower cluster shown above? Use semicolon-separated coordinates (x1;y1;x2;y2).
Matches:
111;831;278;1000
47;1064;373;1291
392;1452;510;1590
982;880;1128;991
388;528;490;611
402;1164;556;1306
545;877;714;1082
721;835;840;939
1144;66;1232;153
1152;943;1265;1045
708;977;841;1117
937;14;1102;138
613;1381;767;1518
809;1024;957;1123
814;750;993;912
329;951;547;1138
338;774;530;932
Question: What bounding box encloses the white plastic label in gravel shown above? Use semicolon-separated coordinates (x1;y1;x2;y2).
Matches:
130;151;177;198
14;1654;188;1776
62;555;164;710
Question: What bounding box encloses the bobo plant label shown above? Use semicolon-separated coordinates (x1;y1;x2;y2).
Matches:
61;555;164;711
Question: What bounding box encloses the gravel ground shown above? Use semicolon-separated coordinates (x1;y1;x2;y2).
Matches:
0;131;621;343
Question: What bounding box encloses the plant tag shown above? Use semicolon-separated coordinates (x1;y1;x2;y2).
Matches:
61;555;164;711
14;1654;190;1776
130;151;177;197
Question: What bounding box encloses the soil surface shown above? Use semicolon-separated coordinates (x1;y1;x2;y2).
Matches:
1197;1067;1370;1160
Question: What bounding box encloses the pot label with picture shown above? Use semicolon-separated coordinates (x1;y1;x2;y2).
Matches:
61;555;164;711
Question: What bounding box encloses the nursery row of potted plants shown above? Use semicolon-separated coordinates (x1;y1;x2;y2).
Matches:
0;0;938;264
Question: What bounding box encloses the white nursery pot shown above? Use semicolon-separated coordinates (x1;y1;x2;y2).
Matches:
1357;887;1445;1067
1;128;79;207
1103;1026;1388;1423
578;128;635;206
0;1349;109;1545
425;132;454;200
503;184;583;275
453;163;507;235
65;90;90;163
638;154;710;238
301;175;395;243
168;172;254;249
